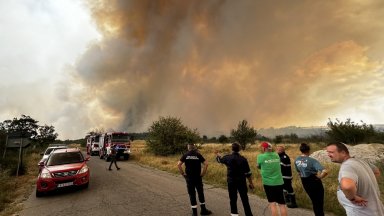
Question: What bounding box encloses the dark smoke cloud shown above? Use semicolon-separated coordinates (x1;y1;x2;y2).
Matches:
71;0;384;136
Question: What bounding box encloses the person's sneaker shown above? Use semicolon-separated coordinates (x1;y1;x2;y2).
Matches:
200;209;212;215
108;168;112;171
117;168;120;170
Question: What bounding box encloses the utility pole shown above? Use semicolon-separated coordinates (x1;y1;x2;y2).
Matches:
2;134;7;159
16;135;23;177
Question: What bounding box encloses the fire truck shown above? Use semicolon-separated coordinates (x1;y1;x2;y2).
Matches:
86;134;92;155
91;134;101;156
86;134;101;156
99;132;131;161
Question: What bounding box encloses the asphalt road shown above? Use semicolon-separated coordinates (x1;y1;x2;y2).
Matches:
19;155;332;216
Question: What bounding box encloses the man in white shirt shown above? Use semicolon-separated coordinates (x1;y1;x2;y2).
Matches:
326;142;383;216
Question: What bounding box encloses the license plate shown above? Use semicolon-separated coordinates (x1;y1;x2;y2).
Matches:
57;182;73;188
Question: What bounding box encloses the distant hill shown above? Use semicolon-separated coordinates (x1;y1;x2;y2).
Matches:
374;124;384;131
258;124;384;138
258;126;327;138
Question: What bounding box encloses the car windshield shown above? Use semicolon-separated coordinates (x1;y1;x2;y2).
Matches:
44;147;66;155
111;134;130;142
44;148;54;155
47;152;84;166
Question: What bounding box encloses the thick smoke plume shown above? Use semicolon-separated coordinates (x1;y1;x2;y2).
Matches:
71;0;384;136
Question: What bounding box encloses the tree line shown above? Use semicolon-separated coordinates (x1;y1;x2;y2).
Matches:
0;115;58;150
1;115;383;158
146;117;384;156
0;115;59;176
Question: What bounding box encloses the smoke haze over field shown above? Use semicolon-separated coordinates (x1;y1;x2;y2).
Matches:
1;0;384;139
71;0;384;137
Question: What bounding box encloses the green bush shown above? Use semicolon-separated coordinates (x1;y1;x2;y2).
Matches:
326;118;377;144
218;135;229;143
231;119;257;149
146;116;200;156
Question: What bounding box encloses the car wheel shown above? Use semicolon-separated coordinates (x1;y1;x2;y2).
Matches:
36;189;44;197
124;155;129;160
83;182;89;189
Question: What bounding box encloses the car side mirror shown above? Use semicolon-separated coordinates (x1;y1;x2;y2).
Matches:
38;161;45;166
40;152;44;156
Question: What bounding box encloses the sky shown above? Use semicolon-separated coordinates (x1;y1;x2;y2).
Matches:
1;0;384;140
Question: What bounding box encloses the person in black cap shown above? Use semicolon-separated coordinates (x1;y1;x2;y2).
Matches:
178;143;212;216
215;142;254;216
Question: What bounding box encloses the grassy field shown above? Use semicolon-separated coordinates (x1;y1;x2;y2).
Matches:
131;140;384;216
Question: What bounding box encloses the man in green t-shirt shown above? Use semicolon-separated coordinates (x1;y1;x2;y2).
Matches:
257;142;287;216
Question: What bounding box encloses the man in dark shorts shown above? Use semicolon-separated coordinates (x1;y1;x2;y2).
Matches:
178;143;212;216
257;142;287;216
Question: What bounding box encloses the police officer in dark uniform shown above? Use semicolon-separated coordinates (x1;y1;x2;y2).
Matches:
215;142;254;216
178;143;212;216
108;144;120;171
276;145;298;208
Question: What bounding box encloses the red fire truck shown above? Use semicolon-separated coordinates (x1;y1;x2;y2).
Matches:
99;132;131;161
86;134;101;156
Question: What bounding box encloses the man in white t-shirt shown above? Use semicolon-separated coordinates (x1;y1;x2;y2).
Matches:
326;142;384;216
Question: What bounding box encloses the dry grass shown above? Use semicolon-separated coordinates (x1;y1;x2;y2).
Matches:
131;140;384;216
0;150;41;216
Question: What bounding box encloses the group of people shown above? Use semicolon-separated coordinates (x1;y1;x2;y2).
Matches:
177;142;384;216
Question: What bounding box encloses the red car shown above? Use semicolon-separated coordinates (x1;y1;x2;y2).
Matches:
36;148;90;197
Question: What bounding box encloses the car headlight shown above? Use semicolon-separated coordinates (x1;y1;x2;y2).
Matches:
40;169;52;179
78;165;89;174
